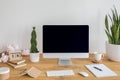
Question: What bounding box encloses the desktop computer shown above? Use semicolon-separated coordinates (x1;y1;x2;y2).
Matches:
43;25;89;65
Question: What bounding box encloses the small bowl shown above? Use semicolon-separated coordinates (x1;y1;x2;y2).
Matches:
0;67;10;80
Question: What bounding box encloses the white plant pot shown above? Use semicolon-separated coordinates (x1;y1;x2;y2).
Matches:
106;42;120;61
30;53;40;62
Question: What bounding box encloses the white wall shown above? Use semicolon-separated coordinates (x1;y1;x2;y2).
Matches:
0;0;120;53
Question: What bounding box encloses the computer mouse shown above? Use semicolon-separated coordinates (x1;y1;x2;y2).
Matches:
78;72;89;77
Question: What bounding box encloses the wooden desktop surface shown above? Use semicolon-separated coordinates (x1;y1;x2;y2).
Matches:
1;54;120;80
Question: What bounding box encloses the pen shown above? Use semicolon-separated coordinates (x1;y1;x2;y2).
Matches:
93;66;102;71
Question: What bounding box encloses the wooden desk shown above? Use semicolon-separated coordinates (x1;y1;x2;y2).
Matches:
1;54;120;80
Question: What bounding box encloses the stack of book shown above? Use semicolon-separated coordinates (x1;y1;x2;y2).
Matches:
7;59;27;68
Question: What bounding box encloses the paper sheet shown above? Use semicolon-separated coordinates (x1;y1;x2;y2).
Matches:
85;64;117;77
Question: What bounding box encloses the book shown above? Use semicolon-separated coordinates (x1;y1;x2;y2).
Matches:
85;64;117;77
8;59;26;65
7;62;27;68
26;67;41;78
20;67;41;78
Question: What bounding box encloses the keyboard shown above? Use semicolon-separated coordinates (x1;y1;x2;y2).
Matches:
46;70;74;77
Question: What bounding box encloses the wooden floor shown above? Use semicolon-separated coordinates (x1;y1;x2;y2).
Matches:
1;54;120;80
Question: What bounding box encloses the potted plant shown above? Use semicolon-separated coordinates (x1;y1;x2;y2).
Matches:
105;7;120;61
30;27;39;62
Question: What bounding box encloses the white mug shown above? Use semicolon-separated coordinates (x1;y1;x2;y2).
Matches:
94;52;104;62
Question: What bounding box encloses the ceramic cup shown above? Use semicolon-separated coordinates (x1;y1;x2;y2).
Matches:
93;52;104;62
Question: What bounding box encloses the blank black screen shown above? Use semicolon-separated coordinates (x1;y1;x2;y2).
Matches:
43;25;89;53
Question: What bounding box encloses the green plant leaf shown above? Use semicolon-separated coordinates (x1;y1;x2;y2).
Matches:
108;15;113;24
105;15;109;32
105;30;113;44
119;15;120;23
114;7;119;22
111;27;114;43
115;24;120;44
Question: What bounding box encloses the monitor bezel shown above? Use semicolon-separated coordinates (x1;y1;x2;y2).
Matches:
42;25;89;59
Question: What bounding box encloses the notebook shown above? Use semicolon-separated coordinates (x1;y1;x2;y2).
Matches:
7;62;27;68
8;59;26;65
85;64;117;77
20;67;41;78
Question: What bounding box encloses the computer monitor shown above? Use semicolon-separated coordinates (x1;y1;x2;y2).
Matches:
43;25;89;65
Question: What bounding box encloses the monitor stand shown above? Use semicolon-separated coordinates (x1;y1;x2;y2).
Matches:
58;58;72;66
